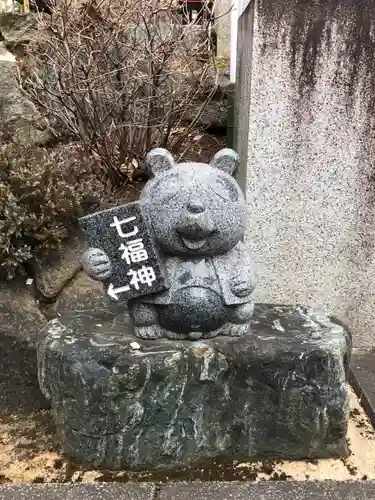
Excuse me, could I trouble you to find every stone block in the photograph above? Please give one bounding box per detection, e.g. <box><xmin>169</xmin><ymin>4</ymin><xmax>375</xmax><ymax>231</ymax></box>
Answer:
<box><xmin>235</xmin><ymin>0</ymin><xmax>375</xmax><ymax>347</ymax></box>
<box><xmin>37</xmin><ymin>304</ymin><xmax>351</xmax><ymax>470</ymax></box>
<box><xmin>0</xmin><ymin>279</ymin><xmax>47</xmax><ymax>417</ymax></box>
<box><xmin>51</xmin><ymin>272</ymin><xmax>127</xmax><ymax>319</ymax></box>
<box><xmin>79</xmin><ymin>201</ymin><xmax>167</xmax><ymax>301</ymax></box>
<box><xmin>0</xmin><ymin>60</ymin><xmax>51</xmax><ymax>146</ymax></box>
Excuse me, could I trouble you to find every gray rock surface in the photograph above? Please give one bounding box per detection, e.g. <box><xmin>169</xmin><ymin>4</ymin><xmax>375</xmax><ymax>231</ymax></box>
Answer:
<box><xmin>183</xmin><ymin>101</ymin><xmax>228</xmax><ymax>130</ymax></box>
<box><xmin>0</xmin><ymin>279</ymin><xmax>47</xmax><ymax>416</ymax></box>
<box><xmin>0</xmin><ymin>14</ymin><xmax>51</xmax><ymax>145</ymax></box>
<box><xmin>49</xmin><ymin>272</ymin><xmax>127</xmax><ymax>319</ymax></box>
<box><xmin>0</xmin><ymin>60</ymin><xmax>50</xmax><ymax>145</ymax></box>
<box><xmin>0</xmin><ymin>278</ymin><xmax>45</xmax><ymax>344</ymax></box>
<box><xmin>350</xmin><ymin>349</ymin><xmax>375</xmax><ymax>429</ymax></box>
<box><xmin>37</xmin><ymin>304</ymin><xmax>351</xmax><ymax>470</ymax></box>
<box><xmin>32</xmin><ymin>230</ymin><xmax>87</xmax><ymax>300</ymax></box>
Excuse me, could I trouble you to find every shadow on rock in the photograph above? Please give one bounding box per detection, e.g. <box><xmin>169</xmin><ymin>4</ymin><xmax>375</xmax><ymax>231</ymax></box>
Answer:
<box><xmin>0</xmin><ymin>332</ymin><xmax>49</xmax><ymax>418</ymax></box>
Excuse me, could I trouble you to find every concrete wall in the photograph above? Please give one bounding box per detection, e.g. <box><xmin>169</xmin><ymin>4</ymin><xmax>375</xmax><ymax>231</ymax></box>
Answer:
<box><xmin>234</xmin><ymin>0</ymin><xmax>254</xmax><ymax>195</ymax></box>
<box><xmin>214</xmin><ymin>0</ymin><xmax>231</xmax><ymax>58</ymax></box>
<box><xmin>236</xmin><ymin>0</ymin><xmax>375</xmax><ymax>347</ymax></box>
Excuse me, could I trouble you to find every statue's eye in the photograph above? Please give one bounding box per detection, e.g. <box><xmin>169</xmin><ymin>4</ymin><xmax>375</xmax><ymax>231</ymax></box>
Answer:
<box><xmin>210</xmin><ymin>177</ymin><xmax>238</xmax><ymax>201</ymax></box>
<box><xmin>152</xmin><ymin>172</ymin><xmax>181</xmax><ymax>203</ymax></box>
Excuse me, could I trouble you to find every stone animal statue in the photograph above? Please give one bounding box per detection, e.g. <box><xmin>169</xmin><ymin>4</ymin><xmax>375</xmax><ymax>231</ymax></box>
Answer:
<box><xmin>82</xmin><ymin>148</ymin><xmax>256</xmax><ymax>340</ymax></box>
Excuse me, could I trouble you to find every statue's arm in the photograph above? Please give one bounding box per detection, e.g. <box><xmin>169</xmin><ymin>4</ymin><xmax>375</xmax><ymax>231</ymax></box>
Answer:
<box><xmin>229</xmin><ymin>243</ymin><xmax>256</xmax><ymax>298</ymax></box>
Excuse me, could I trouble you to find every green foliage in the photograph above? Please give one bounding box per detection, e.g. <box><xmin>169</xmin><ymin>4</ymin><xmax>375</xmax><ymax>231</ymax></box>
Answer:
<box><xmin>0</xmin><ymin>140</ymin><xmax>102</xmax><ymax>279</ymax></box>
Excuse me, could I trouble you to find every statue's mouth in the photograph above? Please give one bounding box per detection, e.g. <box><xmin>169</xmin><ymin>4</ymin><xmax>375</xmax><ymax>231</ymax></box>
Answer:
<box><xmin>180</xmin><ymin>236</ymin><xmax>207</xmax><ymax>250</ymax></box>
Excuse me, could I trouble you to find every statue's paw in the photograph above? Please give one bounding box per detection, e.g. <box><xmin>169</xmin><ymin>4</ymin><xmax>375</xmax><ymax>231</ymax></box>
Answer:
<box><xmin>230</xmin><ymin>277</ymin><xmax>254</xmax><ymax>297</ymax></box>
<box><xmin>162</xmin><ymin>329</ymin><xmax>186</xmax><ymax>340</ymax></box>
<box><xmin>225</xmin><ymin>322</ymin><xmax>249</xmax><ymax>337</ymax></box>
<box><xmin>82</xmin><ymin>248</ymin><xmax>112</xmax><ymax>281</ymax></box>
<box><xmin>187</xmin><ymin>331</ymin><xmax>203</xmax><ymax>340</ymax></box>
<box><xmin>134</xmin><ymin>325</ymin><xmax>163</xmax><ymax>340</ymax></box>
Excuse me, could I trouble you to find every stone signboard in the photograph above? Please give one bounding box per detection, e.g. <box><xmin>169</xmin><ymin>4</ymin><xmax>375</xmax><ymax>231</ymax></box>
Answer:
<box><xmin>79</xmin><ymin>202</ymin><xmax>167</xmax><ymax>302</ymax></box>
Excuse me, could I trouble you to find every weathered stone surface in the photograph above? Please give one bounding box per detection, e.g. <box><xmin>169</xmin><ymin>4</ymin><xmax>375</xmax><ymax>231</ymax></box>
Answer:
<box><xmin>350</xmin><ymin>349</ymin><xmax>375</xmax><ymax>429</ymax></box>
<box><xmin>4</xmin><ymin>481</ymin><xmax>375</xmax><ymax>500</ymax></box>
<box><xmin>0</xmin><ymin>15</ymin><xmax>49</xmax><ymax>144</ymax></box>
<box><xmin>0</xmin><ymin>60</ymin><xmax>50</xmax><ymax>146</ymax></box>
<box><xmin>0</xmin><ymin>279</ymin><xmax>47</xmax><ymax>416</ymax></box>
<box><xmin>0</xmin><ymin>13</ymin><xmax>38</xmax><ymax>56</ymax></box>
<box><xmin>50</xmin><ymin>272</ymin><xmax>127</xmax><ymax>318</ymax></box>
<box><xmin>37</xmin><ymin>304</ymin><xmax>351</xmax><ymax>470</ymax></box>
<box><xmin>32</xmin><ymin>230</ymin><xmax>87</xmax><ymax>300</ymax></box>
<box><xmin>183</xmin><ymin>101</ymin><xmax>228</xmax><ymax>130</ymax></box>
<box><xmin>0</xmin><ymin>41</ymin><xmax>16</xmax><ymax>62</ymax></box>
<box><xmin>0</xmin><ymin>279</ymin><xmax>45</xmax><ymax>343</ymax></box>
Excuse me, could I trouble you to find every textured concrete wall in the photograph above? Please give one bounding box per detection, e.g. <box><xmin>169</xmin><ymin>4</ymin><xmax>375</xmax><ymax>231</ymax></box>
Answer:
<box><xmin>234</xmin><ymin>0</ymin><xmax>253</xmax><ymax>185</ymax></box>
<box><xmin>214</xmin><ymin>0</ymin><xmax>231</xmax><ymax>58</ymax></box>
<box><xmin>238</xmin><ymin>0</ymin><xmax>375</xmax><ymax>347</ymax></box>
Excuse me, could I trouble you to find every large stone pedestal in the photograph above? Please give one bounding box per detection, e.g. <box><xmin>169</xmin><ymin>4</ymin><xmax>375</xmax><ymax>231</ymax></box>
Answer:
<box><xmin>37</xmin><ymin>305</ymin><xmax>351</xmax><ymax>470</ymax></box>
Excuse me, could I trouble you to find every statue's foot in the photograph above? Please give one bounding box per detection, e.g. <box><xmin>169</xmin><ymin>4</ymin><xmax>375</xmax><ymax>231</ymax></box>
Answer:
<box><xmin>202</xmin><ymin>326</ymin><xmax>225</xmax><ymax>339</ymax></box>
<box><xmin>157</xmin><ymin>327</ymin><xmax>208</xmax><ymax>340</ymax></box>
<box><xmin>161</xmin><ymin>328</ymin><xmax>196</xmax><ymax>340</ymax></box>
<box><xmin>200</xmin><ymin>322</ymin><xmax>249</xmax><ymax>338</ymax></box>
<box><xmin>224</xmin><ymin>322</ymin><xmax>249</xmax><ymax>337</ymax></box>
<box><xmin>134</xmin><ymin>325</ymin><xmax>163</xmax><ymax>340</ymax></box>
<box><xmin>134</xmin><ymin>325</ymin><xmax>193</xmax><ymax>340</ymax></box>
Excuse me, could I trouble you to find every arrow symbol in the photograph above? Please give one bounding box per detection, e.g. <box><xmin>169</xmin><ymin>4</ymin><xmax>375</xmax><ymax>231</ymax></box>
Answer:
<box><xmin>107</xmin><ymin>283</ymin><xmax>130</xmax><ymax>301</ymax></box>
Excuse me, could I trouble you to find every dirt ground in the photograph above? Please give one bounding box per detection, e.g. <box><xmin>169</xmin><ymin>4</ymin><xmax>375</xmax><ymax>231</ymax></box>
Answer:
<box><xmin>0</xmin><ymin>388</ymin><xmax>374</xmax><ymax>484</ymax></box>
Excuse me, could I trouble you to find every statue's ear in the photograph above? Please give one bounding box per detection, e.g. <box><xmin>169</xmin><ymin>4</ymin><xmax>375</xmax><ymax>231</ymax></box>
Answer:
<box><xmin>210</xmin><ymin>148</ymin><xmax>239</xmax><ymax>176</ymax></box>
<box><xmin>146</xmin><ymin>148</ymin><xmax>175</xmax><ymax>178</ymax></box>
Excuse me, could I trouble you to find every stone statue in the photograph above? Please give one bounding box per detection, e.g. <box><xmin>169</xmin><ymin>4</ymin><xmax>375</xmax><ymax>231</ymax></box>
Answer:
<box><xmin>82</xmin><ymin>148</ymin><xmax>256</xmax><ymax>340</ymax></box>
<box><xmin>39</xmin><ymin>148</ymin><xmax>351</xmax><ymax>470</ymax></box>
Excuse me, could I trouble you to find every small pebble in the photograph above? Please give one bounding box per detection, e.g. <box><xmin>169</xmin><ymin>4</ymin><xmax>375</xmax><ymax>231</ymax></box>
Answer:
<box><xmin>112</xmin><ymin>366</ymin><xmax>119</xmax><ymax>374</ymax></box>
<box><xmin>272</xmin><ymin>319</ymin><xmax>285</xmax><ymax>332</ymax></box>
<box><xmin>26</xmin><ymin>278</ymin><xmax>33</xmax><ymax>285</ymax></box>
<box><xmin>130</xmin><ymin>342</ymin><xmax>141</xmax><ymax>350</ymax></box>
<box><xmin>307</xmin><ymin>462</ymin><xmax>318</xmax><ymax>471</ymax></box>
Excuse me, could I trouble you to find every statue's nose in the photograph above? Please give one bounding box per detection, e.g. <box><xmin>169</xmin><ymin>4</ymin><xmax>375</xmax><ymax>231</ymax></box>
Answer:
<box><xmin>187</xmin><ymin>200</ymin><xmax>205</xmax><ymax>214</ymax></box>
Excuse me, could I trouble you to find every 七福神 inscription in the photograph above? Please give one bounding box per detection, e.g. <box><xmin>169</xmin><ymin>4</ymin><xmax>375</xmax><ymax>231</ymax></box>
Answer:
<box><xmin>79</xmin><ymin>202</ymin><xmax>167</xmax><ymax>301</ymax></box>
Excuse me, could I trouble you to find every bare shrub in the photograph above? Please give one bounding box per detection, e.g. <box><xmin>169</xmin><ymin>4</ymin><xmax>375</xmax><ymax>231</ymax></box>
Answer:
<box><xmin>18</xmin><ymin>0</ymin><xmax>218</xmax><ymax>184</ymax></box>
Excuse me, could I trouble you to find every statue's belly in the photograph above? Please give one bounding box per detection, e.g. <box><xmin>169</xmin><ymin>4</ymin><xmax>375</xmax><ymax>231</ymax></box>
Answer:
<box><xmin>158</xmin><ymin>286</ymin><xmax>228</xmax><ymax>334</ymax></box>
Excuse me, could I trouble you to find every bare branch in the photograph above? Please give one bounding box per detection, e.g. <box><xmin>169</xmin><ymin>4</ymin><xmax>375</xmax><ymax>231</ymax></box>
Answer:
<box><xmin>18</xmin><ymin>0</ymin><xmax>219</xmax><ymax>181</ymax></box>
